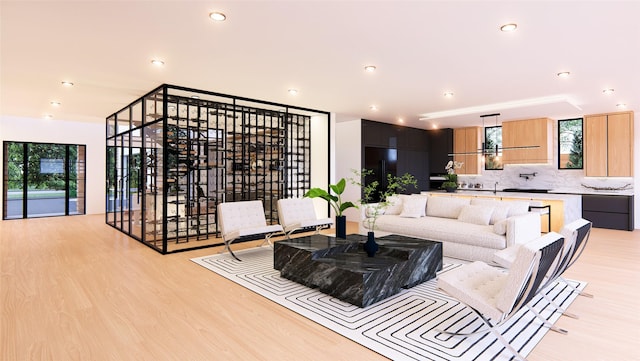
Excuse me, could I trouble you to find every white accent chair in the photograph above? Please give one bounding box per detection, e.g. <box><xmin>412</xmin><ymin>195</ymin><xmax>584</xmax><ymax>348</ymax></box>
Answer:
<box><xmin>217</xmin><ymin>200</ymin><xmax>283</xmax><ymax>261</ymax></box>
<box><xmin>493</xmin><ymin>218</ymin><xmax>593</xmax><ymax>319</ymax></box>
<box><xmin>277</xmin><ymin>198</ymin><xmax>332</xmax><ymax>239</ymax></box>
<box><xmin>437</xmin><ymin>232</ymin><xmax>565</xmax><ymax>361</ymax></box>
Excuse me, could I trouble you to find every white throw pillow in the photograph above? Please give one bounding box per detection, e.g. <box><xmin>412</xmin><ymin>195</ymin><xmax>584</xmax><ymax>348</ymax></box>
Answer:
<box><xmin>457</xmin><ymin>205</ymin><xmax>494</xmax><ymax>225</ymax></box>
<box><xmin>471</xmin><ymin>198</ymin><xmax>510</xmax><ymax>224</ymax></box>
<box><xmin>399</xmin><ymin>196</ymin><xmax>427</xmax><ymax>218</ymax></box>
<box><xmin>506</xmin><ymin>201</ymin><xmax>530</xmax><ymax>217</ymax></box>
<box><xmin>426</xmin><ymin>196</ymin><xmax>470</xmax><ymax>219</ymax></box>
<box><xmin>384</xmin><ymin>195</ymin><xmax>403</xmax><ymax>215</ymax></box>
<box><xmin>410</xmin><ymin>194</ymin><xmax>429</xmax><ymax>216</ymax></box>
<box><xmin>493</xmin><ymin>219</ymin><xmax>508</xmax><ymax>235</ymax></box>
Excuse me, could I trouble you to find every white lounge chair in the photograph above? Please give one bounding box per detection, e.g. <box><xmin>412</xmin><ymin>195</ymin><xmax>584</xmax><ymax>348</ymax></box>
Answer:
<box><xmin>277</xmin><ymin>198</ymin><xmax>332</xmax><ymax>239</ymax></box>
<box><xmin>437</xmin><ymin>232</ymin><xmax>565</xmax><ymax>361</ymax></box>
<box><xmin>217</xmin><ymin>200</ymin><xmax>283</xmax><ymax>261</ymax></box>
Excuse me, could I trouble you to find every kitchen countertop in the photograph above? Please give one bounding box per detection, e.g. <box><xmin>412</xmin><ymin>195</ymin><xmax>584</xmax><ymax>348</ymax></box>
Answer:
<box><xmin>429</xmin><ymin>189</ymin><xmax>582</xmax><ymax>200</ymax></box>
<box><xmin>430</xmin><ymin>188</ymin><xmax>634</xmax><ymax>197</ymax></box>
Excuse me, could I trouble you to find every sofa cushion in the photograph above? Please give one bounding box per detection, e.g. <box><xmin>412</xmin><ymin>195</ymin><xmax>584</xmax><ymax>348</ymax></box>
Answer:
<box><xmin>400</xmin><ymin>195</ymin><xmax>428</xmax><ymax>218</ymax></box>
<box><xmin>375</xmin><ymin>214</ymin><xmax>506</xmax><ymax>249</ymax></box>
<box><xmin>426</xmin><ymin>196</ymin><xmax>470</xmax><ymax>219</ymax></box>
<box><xmin>506</xmin><ymin>200</ymin><xmax>530</xmax><ymax>217</ymax></box>
<box><xmin>384</xmin><ymin>195</ymin><xmax>403</xmax><ymax>215</ymax></box>
<box><xmin>470</xmin><ymin>198</ymin><xmax>510</xmax><ymax>224</ymax></box>
<box><xmin>410</xmin><ymin>194</ymin><xmax>428</xmax><ymax>216</ymax></box>
<box><xmin>458</xmin><ymin>204</ymin><xmax>494</xmax><ymax>225</ymax></box>
<box><xmin>493</xmin><ymin>219</ymin><xmax>508</xmax><ymax>235</ymax></box>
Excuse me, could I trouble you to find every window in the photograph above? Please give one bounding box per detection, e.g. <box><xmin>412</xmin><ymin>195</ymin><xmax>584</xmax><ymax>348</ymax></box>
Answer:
<box><xmin>558</xmin><ymin>118</ymin><xmax>583</xmax><ymax>169</ymax></box>
<box><xmin>2</xmin><ymin>142</ymin><xmax>86</xmax><ymax>219</ymax></box>
<box><xmin>484</xmin><ymin>126</ymin><xmax>503</xmax><ymax>170</ymax></box>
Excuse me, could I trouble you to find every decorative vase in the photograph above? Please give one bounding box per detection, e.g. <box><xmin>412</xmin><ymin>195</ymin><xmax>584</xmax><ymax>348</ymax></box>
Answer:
<box><xmin>363</xmin><ymin>231</ymin><xmax>379</xmax><ymax>257</ymax></box>
<box><xmin>335</xmin><ymin>215</ymin><xmax>347</xmax><ymax>239</ymax></box>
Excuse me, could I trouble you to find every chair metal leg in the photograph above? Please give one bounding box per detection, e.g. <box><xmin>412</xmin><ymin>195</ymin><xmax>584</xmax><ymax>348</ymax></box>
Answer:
<box><xmin>540</xmin><ymin>292</ymin><xmax>579</xmax><ymax>319</ymax></box>
<box><xmin>436</xmin><ymin>310</ymin><xmax>528</xmax><ymax>361</ymax></box>
<box><xmin>526</xmin><ymin>305</ymin><xmax>569</xmax><ymax>335</ymax></box>
<box><xmin>560</xmin><ymin>276</ymin><xmax>593</xmax><ymax>298</ymax></box>
<box><xmin>220</xmin><ymin>237</ymin><xmax>242</xmax><ymax>261</ymax></box>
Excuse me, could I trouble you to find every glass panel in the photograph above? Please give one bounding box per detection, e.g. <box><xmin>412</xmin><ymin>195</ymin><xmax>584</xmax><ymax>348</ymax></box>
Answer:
<box><xmin>145</xmin><ymin>88</ymin><xmax>164</xmax><ymax>124</ymax></box>
<box><xmin>107</xmin><ymin>115</ymin><xmax>116</xmax><ymax>138</ymax></box>
<box><xmin>120</xmin><ymin>134</ymin><xmax>131</xmax><ymax>234</ymax></box>
<box><xmin>129</xmin><ymin>145</ymin><xmax>142</xmax><ymax>239</ymax></box>
<box><xmin>484</xmin><ymin>126</ymin><xmax>503</xmax><ymax>170</ymax></box>
<box><xmin>143</xmin><ymin>121</ymin><xmax>163</xmax><ymax>249</ymax></box>
<box><xmin>4</xmin><ymin>142</ymin><xmax>25</xmax><ymax>219</ymax></box>
<box><xmin>106</xmin><ymin>138</ymin><xmax>116</xmax><ymax>225</ymax></box>
<box><xmin>131</xmin><ymin>100</ymin><xmax>143</xmax><ymax>129</ymax></box>
<box><xmin>559</xmin><ymin>118</ymin><xmax>583</xmax><ymax>169</ymax></box>
<box><xmin>26</xmin><ymin>143</ymin><xmax>67</xmax><ymax>217</ymax></box>
<box><xmin>72</xmin><ymin>145</ymin><xmax>86</xmax><ymax>215</ymax></box>
<box><xmin>116</xmin><ymin>108</ymin><xmax>131</xmax><ymax>135</ymax></box>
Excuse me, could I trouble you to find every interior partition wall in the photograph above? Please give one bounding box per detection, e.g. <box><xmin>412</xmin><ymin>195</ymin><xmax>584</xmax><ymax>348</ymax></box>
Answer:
<box><xmin>106</xmin><ymin>84</ymin><xmax>330</xmax><ymax>254</ymax></box>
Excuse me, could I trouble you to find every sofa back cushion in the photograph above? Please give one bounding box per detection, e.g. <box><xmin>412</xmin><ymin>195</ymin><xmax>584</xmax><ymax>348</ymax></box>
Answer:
<box><xmin>470</xmin><ymin>198</ymin><xmax>511</xmax><ymax>224</ymax></box>
<box><xmin>457</xmin><ymin>204</ymin><xmax>494</xmax><ymax>225</ymax></box>
<box><xmin>426</xmin><ymin>196</ymin><xmax>470</xmax><ymax>219</ymax></box>
<box><xmin>505</xmin><ymin>200</ymin><xmax>531</xmax><ymax>217</ymax></box>
<box><xmin>399</xmin><ymin>195</ymin><xmax>428</xmax><ymax>218</ymax></box>
<box><xmin>384</xmin><ymin>195</ymin><xmax>404</xmax><ymax>215</ymax></box>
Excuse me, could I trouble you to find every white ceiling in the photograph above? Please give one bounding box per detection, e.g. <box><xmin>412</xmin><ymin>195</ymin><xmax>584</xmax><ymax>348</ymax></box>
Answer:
<box><xmin>1</xmin><ymin>1</ymin><xmax>639</xmax><ymax>130</ymax></box>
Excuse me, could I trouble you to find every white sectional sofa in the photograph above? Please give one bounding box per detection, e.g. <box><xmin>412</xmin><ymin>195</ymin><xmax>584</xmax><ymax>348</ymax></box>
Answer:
<box><xmin>360</xmin><ymin>194</ymin><xmax>541</xmax><ymax>263</ymax></box>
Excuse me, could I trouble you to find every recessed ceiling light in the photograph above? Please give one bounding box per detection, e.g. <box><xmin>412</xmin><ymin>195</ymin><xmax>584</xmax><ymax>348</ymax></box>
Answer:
<box><xmin>432</xmin><ymin>124</ymin><xmax>438</xmax><ymax>129</ymax></box>
<box><xmin>44</xmin><ymin>114</ymin><xmax>53</xmax><ymax>119</ymax></box>
<box><xmin>369</xmin><ymin>105</ymin><xmax>378</xmax><ymax>111</ymax></box>
<box><xmin>288</xmin><ymin>89</ymin><xmax>298</xmax><ymax>95</ymax></box>
<box><xmin>191</xmin><ymin>95</ymin><xmax>200</xmax><ymax>99</ymax></box>
<box><xmin>616</xmin><ymin>103</ymin><xmax>627</xmax><ymax>109</ymax></box>
<box><xmin>209</xmin><ymin>12</ymin><xmax>226</xmax><ymax>21</ymax></box>
<box><xmin>398</xmin><ymin>118</ymin><xmax>404</xmax><ymax>123</ymax></box>
<box><xmin>151</xmin><ymin>59</ymin><xmax>165</xmax><ymax>66</ymax></box>
<box><xmin>61</xmin><ymin>81</ymin><xmax>74</xmax><ymax>87</ymax></box>
<box><xmin>444</xmin><ymin>92</ymin><xmax>454</xmax><ymax>98</ymax></box>
<box><xmin>557</xmin><ymin>71</ymin><xmax>571</xmax><ymax>78</ymax></box>
<box><xmin>364</xmin><ymin>65</ymin><xmax>377</xmax><ymax>72</ymax></box>
<box><xmin>50</xmin><ymin>101</ymin><xmax>61</xmax><ymax>107</ymax></box>
<box><xmin>500</xmin><ymin>23</ymin><xmax>518</xmax><ymax>32</ymax></box>
<box><xmin>603</xmin><ymin>88</ymin><xmax>615</xmax><ymax>94</ymax></box>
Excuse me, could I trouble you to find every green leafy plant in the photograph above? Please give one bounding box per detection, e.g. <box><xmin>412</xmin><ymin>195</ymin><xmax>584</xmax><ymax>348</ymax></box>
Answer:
<box><xmin>350</xmin><ymin>169</ymin><xmax>417</xmax><ymax>231</ymax></box>
<box><xmin>304</xmin><ymin>178</ymin><xmax>357</xmax><ymax>216</ymax></box>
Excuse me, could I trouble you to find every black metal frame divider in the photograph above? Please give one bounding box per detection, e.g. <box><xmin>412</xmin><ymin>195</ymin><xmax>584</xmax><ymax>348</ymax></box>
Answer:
<box><xmin>106</xmin><ymin>84</ymin><xmax>330</xmax><ymax>254</ymax></box>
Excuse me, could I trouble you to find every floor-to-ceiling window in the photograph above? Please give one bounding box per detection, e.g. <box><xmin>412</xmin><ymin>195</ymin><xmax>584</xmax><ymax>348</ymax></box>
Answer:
<box><xmin>2</xmin><ymin>141</ymin><xmax>86</xmax><ymax>219</ymax></box>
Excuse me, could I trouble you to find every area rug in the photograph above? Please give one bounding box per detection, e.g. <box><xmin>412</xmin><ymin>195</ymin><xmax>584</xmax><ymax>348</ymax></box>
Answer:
<box><xmin>191</xmin><ymin>247</ymin><xmax>585</xmax><ymax>361</ymax></box>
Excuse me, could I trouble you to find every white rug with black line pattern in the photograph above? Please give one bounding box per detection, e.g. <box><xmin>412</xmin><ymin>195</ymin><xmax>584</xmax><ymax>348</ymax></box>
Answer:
<box><xmin>191</xmin><ymin>246</ymin><xmax>586</xmax><ymax>361</ymax></box>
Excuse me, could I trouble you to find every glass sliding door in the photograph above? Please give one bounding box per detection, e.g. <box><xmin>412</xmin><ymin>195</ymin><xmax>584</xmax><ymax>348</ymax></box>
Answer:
<box><xmin>2</xmin><ymin>141</ymin><xmax>86</xmax><ymax>219</ymax></box>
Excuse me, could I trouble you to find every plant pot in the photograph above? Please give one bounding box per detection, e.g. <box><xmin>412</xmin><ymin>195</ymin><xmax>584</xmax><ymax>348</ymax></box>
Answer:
<box><xmin>363</xmin><ymin>231</ymin><xmax>379</xmax><ymax>257</ymax></box>
<box><xmin>335</xmin><ymin>215</ymin><xmax>347</xmax><ymax>239</ymax></box>
<box><xmin>445</xmin><ymin>187</ymin><xmax>457</xmax><ymax>193</ymax></box>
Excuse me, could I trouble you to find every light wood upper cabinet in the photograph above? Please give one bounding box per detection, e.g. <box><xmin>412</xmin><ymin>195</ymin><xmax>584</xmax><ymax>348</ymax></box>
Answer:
<box><xmin>453</xmin><ymin>127</ymin><xmax>481</xmax><ymax>174</ymax></box>
<box><xmin>584</xmin><ymin>111</ymin><xmax>634</xmax><ymax>177</ymax></box>
<box><xmin>502</xmin><ymin>117</ymin><xmax>553</xmax><ymax>164</ymax></box>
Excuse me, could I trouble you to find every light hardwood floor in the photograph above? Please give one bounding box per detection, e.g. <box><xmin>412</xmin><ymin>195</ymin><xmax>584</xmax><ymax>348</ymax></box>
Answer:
<box><xmin>2</xmin><ymin>214</ymin><xmax>639</xmax><ymax>360</ymax></box>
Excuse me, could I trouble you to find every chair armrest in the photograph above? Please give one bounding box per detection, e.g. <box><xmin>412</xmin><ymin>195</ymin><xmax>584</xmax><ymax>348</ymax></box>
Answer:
<box><xmin>505</xmin><ymin>213</ymin><xmax>541</xmax><ymax>247</ymax></box>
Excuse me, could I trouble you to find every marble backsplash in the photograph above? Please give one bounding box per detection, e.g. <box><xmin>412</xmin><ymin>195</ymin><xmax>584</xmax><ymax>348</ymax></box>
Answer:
<box><xmin>457</xmin><ymin>164</ymin><xmax>634</xmax><ymax>194</ymax></box>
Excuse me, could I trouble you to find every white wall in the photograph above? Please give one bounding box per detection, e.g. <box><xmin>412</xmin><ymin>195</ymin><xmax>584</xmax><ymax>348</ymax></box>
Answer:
<box><xmin>0</xmin><ymin>116</ymin><xmax>106</xmax><ymax>215</ymax></box>
<box><xmin>334</xmin><ymin>117</ymin><xmax>362</xmax><ymax>222</ymax></box>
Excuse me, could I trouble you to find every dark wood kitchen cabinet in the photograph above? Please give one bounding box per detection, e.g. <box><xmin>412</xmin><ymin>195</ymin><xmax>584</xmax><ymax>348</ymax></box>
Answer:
<box><xmin>582</xmin><ymin>194</ymin><xmax>634</xmax><ymax>231</ymax></box>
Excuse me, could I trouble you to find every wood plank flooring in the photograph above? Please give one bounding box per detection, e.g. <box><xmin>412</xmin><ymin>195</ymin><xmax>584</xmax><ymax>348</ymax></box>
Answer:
<box><xmin>1</xmin><ymin>214</ymin><xmax>639</xmax><ymax>360</ymax></box>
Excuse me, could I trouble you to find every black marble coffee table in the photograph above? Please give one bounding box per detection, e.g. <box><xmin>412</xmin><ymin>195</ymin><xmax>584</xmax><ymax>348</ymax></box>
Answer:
<box><xmin>273</xmin><ymin>234</ymin><xmax>442</xmax><ymax>307</ymax></box>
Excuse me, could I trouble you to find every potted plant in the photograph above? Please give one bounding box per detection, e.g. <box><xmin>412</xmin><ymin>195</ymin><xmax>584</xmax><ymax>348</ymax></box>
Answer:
<box><xmin>442</xmin><ymin>161</ymin><xmax>463</xmax><ymax>192</ymax></box>
<box><xmin>304</xmin><ymin>178</ymin><xmax>357</xmax><ymax>238</ymax></box>
<box><xmin>350</xmin><ymin>169</ymin><xmax>417</xmax><ymax>256</ymax></box>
